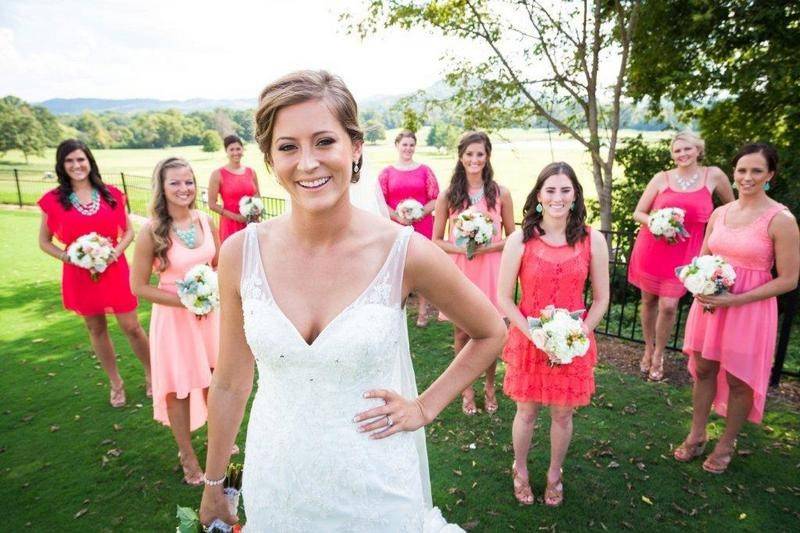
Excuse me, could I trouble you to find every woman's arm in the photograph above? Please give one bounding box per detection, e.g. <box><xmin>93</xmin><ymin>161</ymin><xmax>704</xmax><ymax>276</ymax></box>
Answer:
<box><xmin>584</xmin><ymin>230</ymin><xmax>610</xmax><ymax>332</ymax></box>
<box><xmin>709</xmin><ymin>166</ymin><xmax>735</xmax><ymax>204</ymax></box>
<box><xmin>208</xmin><ymin>170</ymin><xmax>246</xmax><ymax>223</ymax></box>
<box><xmin>423</xmin><ymin>166</ymin><xmax>439</xmax><ymax>217</ymax></box>
<box><xmin>129</xmin><ymin>225</ymin><xmax>182</xmax><ymax>307</ymax></box>
<box><xmin>251</xmin><ymin>169</ymin><xmax>261</xmax><ymax>197</ymax></box>
<box><xmin>432</xmin><ymin>192</ymin><xmax>464</xmax><ymax>254</ymax></box>
<box><xmin>38</xmin><ymin>214</ymin><xmax>68</xmax><ymax>262</ymax></box>
<box><xmin>697</xmin><ymin>208</ymin><xmax>720</xmax><ymax>256</ymax></box>
<box><xmin>632</xmin><ymin>172</ymin><xmax>666</xmax><ymax>226</ymax></box>
<box><xmin>208</xmin><ymin>214</ymin><xmax>221</xmax><ymax>268</ymax></box>
<box><xmin>200</xmin><ymin>234</ymin><xmax>254</xmax><ymax>526</ymax></box>
<box><xmin>473</xmin><ymin>186</ymin><xmax>516</xmax><ymax>255</ymax></box>
<box><xmin>112</xmin><ymin>213</ymin><xmax>136</xmax><ymax>261</ymax></box>
<box><xmin>496</xmin><ymin>231</ymin><xmax>530</xmax><ymax>340</ymax></box>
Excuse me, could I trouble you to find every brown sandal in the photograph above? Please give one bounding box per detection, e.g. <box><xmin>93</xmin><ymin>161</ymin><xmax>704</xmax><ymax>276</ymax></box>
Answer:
<box><xmin>647</xmin><ymin>354</ymin><xmax>664</xmax><ymax>381</ymax></box>
<box><xmin>178</xmin><ymin>452</ymin><xmax>204</xmax><ymax>486</ymax></box>
<box><xmin>702</xmin><ymin>443</ymin><xmax>735</xmax><ymax>474</ymax></box>
<box><xmin>673</xmin><ymin>438</ymin><xmax>707</xmax><ymax>462</ymax></box>
<box><xmin>544</xmin><ymin>474</ymin><xmax>563</xmax><ymax>507</ymax></box>
<box><xmin>109</xmin><ymin>380</ymin><xmax>126</xmax><ymax>408</ymax></box>
<box><xmin>512</xmin><ymin>463</ymin><xmax>534</xmax><ymax>505</ymax></box>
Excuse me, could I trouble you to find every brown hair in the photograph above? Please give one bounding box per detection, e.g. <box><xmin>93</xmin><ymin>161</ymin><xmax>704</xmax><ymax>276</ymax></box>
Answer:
<box><xmin>148</xmin><ymin>157</ymin><xmax>197</xmax><ymax>272</ymax></box>
<box><xmin>446</xmin><ymin>131</ymin><xmax>498</xmax><ymax>212</ymax></box>
<box><xmin>394</xmin><ymin>129</ymin><xmax>416</xmax><ymax>144</ymax></box>
<box><xmin>732</xmin><ymin>142</ymin><xmax>779</xmax><ymax>174</ymax></box>
<box><xmin>254</xmin><ymin>70</ymin><xmax>363</xmax><ymax>183</ymax></box>
<box><xmin>223</xmin><ymin>134</ymin><xmax>243</xmax><ymax>149</ymax></box>
<box><xmin>521</xmin><ymin>162</ymin><xmax>588</xmax><ymax>245</ymax></box>
<box><xmin>54</xmin><ymin>139</ymin><xmax>116</xmax><ymax>210</ymax></box>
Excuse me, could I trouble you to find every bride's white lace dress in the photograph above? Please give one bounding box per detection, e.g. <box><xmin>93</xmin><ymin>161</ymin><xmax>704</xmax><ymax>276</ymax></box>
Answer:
<box><xmin>239</xmin><ymin>224</ymin><xmax>462</xmax><ymax>532</ymax></box>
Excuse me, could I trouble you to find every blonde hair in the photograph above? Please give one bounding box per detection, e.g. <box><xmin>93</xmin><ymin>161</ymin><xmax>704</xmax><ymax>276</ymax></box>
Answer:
<box><xmin>671</xmin><ymin>130</ymin><xmax>705</xmax><ymax>161</ymax></box>
<box><xmin>149</xmin><ymin>157</ymin><xmax>196</xmax><ymax>272</ymax></box>
<box><xmin>254</xmin><ymin>70</ymin><xmax>364</xmax><ymax>183</ymax></box>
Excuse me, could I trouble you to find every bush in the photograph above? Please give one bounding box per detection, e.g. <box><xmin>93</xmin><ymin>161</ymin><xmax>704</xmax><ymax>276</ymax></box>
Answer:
<box><xmin>201</xmin><ymin>129</ymin><xmax>222</xmax><ymax>152</ymax></box>
<box><xmin>426</xmin><ymin>122</ymin><xmax>459</xmax><ymax>152</ymax></box>
<box><xmin>364</xmin><ymin>120</ymin><xmax>386</xmax><ymax>144</ymax></box>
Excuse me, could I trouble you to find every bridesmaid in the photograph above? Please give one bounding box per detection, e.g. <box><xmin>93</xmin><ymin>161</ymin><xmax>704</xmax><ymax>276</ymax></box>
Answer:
<box><xmin>628</xmin><ymin>131</ymin><xmax>734</xmax><ymax>380</ymax></box>
<box><xmin>498</xmin><ymin>162</ymin><xmax>609</xmax><ymax>506</ymax></box>
<box><xmin>37</xmin><ymin>139</ymin><xmax>151</xmax><ymax>407</ymax></box>
<box><xmin>433</xmin><ymin>131</ymin><xmax>515</xmax><ymax>415</ymax></box>
<box><xmin>379</xmin><ymin>129</ymin><xmax>440</xmax><ymax>327</ymax></box>
<box><xmin>674</xmin><ymin>143</ymin><xmax>798</xmax><ymax>474</ymax></box>
<box><xmin>208</xmin><ymin>135</ymin><xmax>261</xmax><ymax>242</ymax></box>
<box><xmin>131</xmin><ymin>157</ymin><xmax>221</xmax><ymax>485</ymax></box>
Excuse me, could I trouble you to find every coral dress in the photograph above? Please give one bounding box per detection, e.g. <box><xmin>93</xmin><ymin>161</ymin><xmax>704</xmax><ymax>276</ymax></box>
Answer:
<box><xmin>218</xmin><ymin>166</ymin><xmax>257</xmax><ymax>243</ymax></box>
<box><xmin>683</xmin><ymin>202</ymin><xmax>788</xmax><ymax>424</ymax></box>
<box><xmin>149</xmin><ymin>212</ymin><xmax>219</xmax><ymax>431</ymax></box>
<box><xmin>502</xmin><ymin>230</ymin><xmax>597</xmax><ymax>406</ymax></box>
<box><xmin>628</xmin><ymin>169</ymin><xmax>714</xmax><ymax>297</ymax></box>
<box><xmin>446</xmin><ymin>186</ymin><xmax>504</xmax><ymax>311</ymax></box>
<box><xmin>37</xmin><ymin>186</ymin><xmax>137</xmax><ymax>316</ymax></box>
<box><xmin>379</xmin><ymin>164</ymin><xmax>440</xmax><ymax>239</ymax></box>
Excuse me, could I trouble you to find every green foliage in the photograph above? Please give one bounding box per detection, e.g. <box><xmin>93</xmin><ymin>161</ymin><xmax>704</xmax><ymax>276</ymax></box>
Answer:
<box><xmin>0</xmin><ymin>96</ymin><xmax>59</xmax><ymax>161</ymax></box>
<box><xmin>363</xmin><ymin>120</ymin><xmax>386</xmax><ymax>144</ymax></box>
<box><xmin>400</xmin><ymin>107</ymin><xmax>424</xmax><ymax>134</ymax></box>
<box><xmin>201</xmin><ymin>129</ymin><xmax>222</xmax><ymax>152</ymax></box>
<box><xmin>426</xmin><ymin>121</ymin><xmax>459</xmax><ymax>151</ymax></box>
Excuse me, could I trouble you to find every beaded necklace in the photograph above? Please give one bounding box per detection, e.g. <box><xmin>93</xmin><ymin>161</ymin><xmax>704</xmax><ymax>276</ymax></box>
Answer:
<box><xmin>68</xmin><ymin>189</ymin><xmax>100</xmax><ymax>216</ymax></box>
<box><xmin>675</xmin><ymin>171</ymin><xmax>699</xmax><ymax>191</ymax></box>
<box><xmin>173</xmin><ymin>221</ymin><xmax>198</xmax><ymax>249</ymax></box>
<box><xmin>468</xmin><ymin>187</ymin><xmax>485</xmax><ymax>205</ymax></box>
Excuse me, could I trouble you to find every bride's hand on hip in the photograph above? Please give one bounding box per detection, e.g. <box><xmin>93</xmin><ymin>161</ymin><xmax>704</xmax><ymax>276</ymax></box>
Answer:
<box><xmin>354</xmin><ymin>389</ymin><xmax>429</xmax><ymax>439</ymax></box>
<box><xmin>200</xmin><ymin>486</ymin><xmax>238</xmax><ymax>529</ymax></box>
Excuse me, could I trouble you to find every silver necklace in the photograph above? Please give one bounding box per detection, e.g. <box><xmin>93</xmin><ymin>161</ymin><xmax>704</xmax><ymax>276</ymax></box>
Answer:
<box><xmin>68</xmin><ymin>189</ymin><xmax>100</xmax><ymax>216</ymax></box>
<box><xmin>468</xmin><ymin>187</ymin><xmax>485</xmax><ymax>205</ymax></box>
<box><xmin>675</xmin><ymin>171</ymin><xmax>699</xmax><ymax>191</ymax></box>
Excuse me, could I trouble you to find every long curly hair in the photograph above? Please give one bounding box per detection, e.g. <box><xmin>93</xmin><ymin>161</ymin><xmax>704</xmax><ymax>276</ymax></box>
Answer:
<box><xmin>148</xmin><ymin>157</ymin><xmax>196</xmax><ymax>272</ymax></box>
<box><xmin>446</xmin><ymin>131</ymin><xmax>498</xmax><ymax>213</ymax></box>
<box><xmin>521</xmin><ymin>162</ymin><xmax>588</xmax><ymax>245</ymax></box>
<box><xmin>54</xmin><ymin>139</ymin><xmax>116</xmax><ymax>210</ymax></box>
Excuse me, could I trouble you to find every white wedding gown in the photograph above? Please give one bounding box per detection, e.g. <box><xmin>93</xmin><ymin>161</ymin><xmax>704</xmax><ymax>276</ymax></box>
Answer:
<box><xmin>239</xmin><ymin>223</ymin><xmax>462</xmax><ymax>532</ymax></box>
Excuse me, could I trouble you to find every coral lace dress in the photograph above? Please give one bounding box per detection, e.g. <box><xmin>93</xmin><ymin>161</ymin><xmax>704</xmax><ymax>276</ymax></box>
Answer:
<box><xmin>218</xmin><ymin>166</ymin><xmax>257</xmax><ymax>243</ymax></box>
<box><xmin>682</xmin><ymin>202</ymin><xmax>788</xmax><ymax>424</ymax></box>
<box><xmin>502</xmin><ymin>230</ymin><xmax>597</xmax><ymax>406</ymax></box>
<box><xmin>37</xmin><ymin>186</ymin><xmax>137</xmax><ymax>316</ymax></box>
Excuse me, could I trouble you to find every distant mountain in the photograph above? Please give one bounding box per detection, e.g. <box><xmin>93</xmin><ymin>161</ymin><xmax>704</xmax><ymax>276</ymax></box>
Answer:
<box><xmin>38</xmin><ymin>97</ymin><xmax>257</xmax><ymax>115</ymax></box>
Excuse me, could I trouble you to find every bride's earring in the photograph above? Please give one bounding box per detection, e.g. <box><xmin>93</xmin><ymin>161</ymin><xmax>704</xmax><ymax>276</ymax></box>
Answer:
<box><xmin>352</xmin><ymin>161</ymin><xmax>360</xmax><ymax>174</ymax></box>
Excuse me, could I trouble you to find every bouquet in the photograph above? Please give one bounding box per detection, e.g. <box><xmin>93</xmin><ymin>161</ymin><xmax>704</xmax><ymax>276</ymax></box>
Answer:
<box><xmin>453</xmin><ymin>208</ymin><xmax>495</xmax><ymax>260</ymax></box>
<box><xmin>648</xmin><ymin>207</ymin><xmax>690</xmax><ymax>244</ymax></box>
<box><xmin>176</xmin><ymin>264</ymin><xmax>220</xmax><ymax>318</ymax></box>
<box><xmin>238</xmin><ymin>195</ymin><xmax>264</xmax><ymax>223</ymax></box>
<box><xmin>528</xmin><ymin>305</ymin><xmax>590</xmax><ymax>365</ymax></box>
<box><xmin>395</xmin><ymin>198</ymin><xmax>424</xmax><ymax>223</ymax></box>
<box><xmin>676</xmin><ymin>255</ymin><xmax>736</xmax><ymax>313</ymax></box>
<box><xmin>66</xmin><ymin>232</ymin><xmax>116</xmax><ymax>282</ymax></box>
<box><xmin>176</xmin><ymin>463</ymin><xmax>244</xmax><ymax>533</ymax></box>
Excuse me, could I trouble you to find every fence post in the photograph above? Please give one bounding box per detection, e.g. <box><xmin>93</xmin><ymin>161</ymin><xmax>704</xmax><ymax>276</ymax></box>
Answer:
<box><xmin>120</xmin><ymin>172</ymin><xmax>131</xmax><ymax>213</ymax></box>
<box><xmin>770</xmin><ymin>287</ymin><xmax>798</xmax><ymax>386</ymax></box>
<box><xmin>14</xmin><ymin>169</ymin><xmax>22</xmax><ymax>208</ymax></box>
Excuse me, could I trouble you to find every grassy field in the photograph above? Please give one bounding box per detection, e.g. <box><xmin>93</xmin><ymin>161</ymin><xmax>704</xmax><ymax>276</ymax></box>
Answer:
<box><xmin>1</xmin><ymin>208</ymin><xmax>799</xmax><ymax>531</ymax></box>
<box><xmin>0</xmin><ymin>128</ymin><xmax>667</xmax><ymax>220</ymax></box>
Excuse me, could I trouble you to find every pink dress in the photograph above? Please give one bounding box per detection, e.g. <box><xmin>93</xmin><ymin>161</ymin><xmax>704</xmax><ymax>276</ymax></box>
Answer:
<box><xmin>683</xmin><ymin>202</ymin><xmax>788</xmax><ymax>424</ymax></box>
<box><xmin>502</xmin><ymin>230</ymin><xmax>597</xmax><ymax>406</ymax></box>
<box><xmin>149</xmin><ymin>212</ymin><xmax>219</xmax><ymax>431</ymax></box>
<box><xmin>379</xmin><ymin>164</ymin><xmax>439</xmax><ymax>239</ymax></box>
<box><xmin>218</xmin><ymin>166</ymin><xmax>257</xmax><ymax>243</ymax></box>
<box><xmin>447</xmin><ymin>186</ymin><xmax>504</xmax><ymax>311</ymax></box>
<box><xmin>37</xmin><ymin>186</ymin><xmax>138</xmax><ymax>316</ymax></box>
<box><xmin>628</xmin><ymin>169</ymin><xmax>714</xmax><ymax>297</ymax></box>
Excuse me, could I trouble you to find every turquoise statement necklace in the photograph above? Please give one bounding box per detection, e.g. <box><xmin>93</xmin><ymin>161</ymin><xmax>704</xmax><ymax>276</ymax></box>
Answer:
<box><xmin>173</xmin><ymin>221</ymin><xmax>198</xmax><ymax>249</ymax></box>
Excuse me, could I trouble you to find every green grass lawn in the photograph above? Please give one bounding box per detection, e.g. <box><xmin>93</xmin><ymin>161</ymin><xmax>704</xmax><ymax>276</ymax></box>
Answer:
<box><xmin>1</xmin><ymin>208</ymin><xmax>798</xmax><ymax>532</ymax></box>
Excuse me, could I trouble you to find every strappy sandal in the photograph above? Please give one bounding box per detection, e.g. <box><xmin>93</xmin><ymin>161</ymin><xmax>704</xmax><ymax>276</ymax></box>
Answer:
<box><xmin>178</xmin><ymin>452</ymin><xmax>204</xmax><ymax>486</ymax></box>
<box><xmin>484</xmin><ymin>390</ymin><xmax>498</xmax><ymax>414</ymax></box>
<box><xmin>512</xmin><ymin>463</ymin><xmax>534</xmax><ymax>505</ymax></box>
<box><xmin>145</xmin><ymin>375</ymin><xmax>153</xmax><ymax>398</ymax></box>
<box><xmin>109</xmin><ymin>380</ymin><xmax>126</xmax><ymax>408</ymax></box>
<box><xmin>544</xmin><ymin>474</ymin><xmax>564</xmax><ymax>507</ymax></box>
<box><xmin>639</xmin><ymin>351</ymin><xmax>652</xmax><ymax>374</ymax></box>
<box><xmin>462</xmin><ymin>395</ymin><xmax>477</xmax><ymax>416</ymax></box>
<box><xmin>648</xmin><ymin>354</ymin><xmax>664</xmax><ymax>381</ymax></box>
<box><xmin>702</xmin><ymin>443</ymin><xmax>736</xmax><ymax>474</ymax></box>
<box><xmin>673</xmin><ymin>438</ymin><xmax>707</xmax><ymax>462</ymax></box>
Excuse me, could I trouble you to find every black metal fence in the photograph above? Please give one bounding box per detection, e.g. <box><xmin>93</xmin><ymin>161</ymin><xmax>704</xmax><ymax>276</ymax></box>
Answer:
<box><xmin>3</xmin><ymin>167</ymin><xmax>796</xmax><ymax>383</ymax></box>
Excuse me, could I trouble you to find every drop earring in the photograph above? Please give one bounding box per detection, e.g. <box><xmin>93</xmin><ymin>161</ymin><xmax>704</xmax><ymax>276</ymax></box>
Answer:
<box><xmin>352</xmin><ymin>161</ymin><xmax>360</xmax><ymax>173</ymax></box>
<box><xmin>570</xmin><ymin>202</ymin><xmax>575</xmax><ymax>211</ymax></box>
<box><xmin>535</xmin><ymin>203</ymin><xmax>543</xmax><ymax>214</ymax></box>
<box><xmin>763</xmin><ymin>181</ymin><xmax>771</xmax><ymax>191</ymax></box>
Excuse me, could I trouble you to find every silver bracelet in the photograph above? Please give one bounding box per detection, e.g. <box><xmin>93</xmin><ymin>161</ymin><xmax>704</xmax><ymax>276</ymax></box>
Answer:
<box><xmin>203</xmin><ymin>474</ymin><xmax>226</xmax><ymax>486</ymax></box>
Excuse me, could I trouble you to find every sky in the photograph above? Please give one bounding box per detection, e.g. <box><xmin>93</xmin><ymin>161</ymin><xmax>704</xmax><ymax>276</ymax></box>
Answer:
<box><xmin>0</xmin><ymin>0</ymin><xmax>457</xmax><ymax>103</ymax></box>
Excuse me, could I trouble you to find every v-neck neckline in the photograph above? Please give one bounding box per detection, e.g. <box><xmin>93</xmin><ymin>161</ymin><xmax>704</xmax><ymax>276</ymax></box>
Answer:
<box><xmin>251</xmin><ymin>228</ymin><xmax>405</xmax><ymax>348</ymax></box>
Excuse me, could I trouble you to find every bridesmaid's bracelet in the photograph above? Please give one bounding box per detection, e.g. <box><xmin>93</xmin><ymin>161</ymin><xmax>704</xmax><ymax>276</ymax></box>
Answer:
<box><xmin>203</xmin><ymin>474</ymin><xmax>226</xmax><ymax>486</ymax></box>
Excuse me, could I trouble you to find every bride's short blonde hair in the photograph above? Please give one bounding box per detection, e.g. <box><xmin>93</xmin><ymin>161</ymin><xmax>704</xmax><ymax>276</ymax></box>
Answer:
<box><xmin>255</xmin><ymin>70</ymin><xmax>364</xmax><ymax>183</ymax></box>
<box><xmin>671</xmin><ymin>130</ymin><xmax>705</xmax><ymax>161</ymax></box>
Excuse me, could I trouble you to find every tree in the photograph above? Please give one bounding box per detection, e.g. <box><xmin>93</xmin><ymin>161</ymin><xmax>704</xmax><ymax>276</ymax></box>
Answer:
<box><xmin>346</xmin><ymin>0</ymin><xmax>641</xmax><ymax>231</ymax></box>
<box><xmin>201</xmin><ymin>130</ymin><xmax>222</xmax><ymax>152</ymax></box>
<box><xmin>628</xmin><ymin>0</ymin><xmax>800</xmax><ymax>214</ymax></box>
<box><xmin>0</xmin><ymin>96</ymin><xmax>48</xmax><ymax>162</ymax></box>
<box><xmin>74</xmin><ymin>111</ymin><xmax>113</xmax><ymax>148</ymax></box>
<box><xmin>426</xmin><ymin>121</ymin><xmax>459</xmax><ymax>151</ymax></box>
<box><xmin>364</xmin><ymin>120</ymin><xmax>386</xmax><ymax>144</ymax></box>
<box><xmin>400</xmin><ymin>107</ymin><xmax>423</xmax><ymax>134</ymax></box>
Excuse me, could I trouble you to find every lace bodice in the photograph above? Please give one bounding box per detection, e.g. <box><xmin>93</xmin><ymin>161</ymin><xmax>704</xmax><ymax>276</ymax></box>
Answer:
<box><xmin>709</xmin><ymin>203</ymin><xmax>786</xmax><ymax>272</ymax></box>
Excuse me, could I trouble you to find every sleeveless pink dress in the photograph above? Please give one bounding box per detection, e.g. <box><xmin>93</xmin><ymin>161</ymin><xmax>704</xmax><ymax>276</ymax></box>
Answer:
<box><xmin>447</xmin><ymin>186</ymin><xmax>504</xmax><ymax>311</ymax></box>
<box><xmin>149</xmin><ymin>212</ymin><xmax>219</xmax><ymax>431</ymax></box>
<box><xmin>628</xmin><ymin>169</ymin><xmax>714</xmax><ymax>297</ymax></box>
<box><xmin>683</xmin><ymin>202</ymin><xmax>788</xmax><ymax>424</ymax></box>
<box><xmin>502</xmin><ymin>229</ymin><xmax>597</xmax><ymax>406</ymax></box>
<box><xmin>378</xmin><ymin>164</ymin><xmax>440</xmax><ymax>239</ymax></box>
<box><xmin>218</xmin><ymin>166</ymin><xmax>257</xmax><ymax>243</ymax></box>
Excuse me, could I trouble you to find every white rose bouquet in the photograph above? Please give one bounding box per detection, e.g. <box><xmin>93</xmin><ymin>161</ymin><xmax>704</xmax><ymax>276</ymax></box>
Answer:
<box><xmin>66</xmin><ymin>232</ymin><xmax>116</xmax><ymax>282</ymax></box>
<box><xmin>648</xmin><ymin>207</ymin><xmax>690</xmax><ymax>244</ymax></box>
<box><xmin>395</xmin><ymin>198</ymin><xmax>425</xmax><ymax>223</ymax></box>
<box><xmin>176</xmin><ymin>264</ymin><xmax>219</xmax><ymax>318</ymax></box>
<box><xmin>676</xmin><ymin>255</ymin><xmax>736</xmax><ymax>313</ymax></box>
<box><xmin>453</xmin><ymin>208</ymin><xmax>495</xmax><ymax>260</ymax></box>
<box><xmin>528</xmin><ymin>306</ymin><xmax>590</xmax><ymax>365</ymax></box>
<box><xmin>238</xmin><ymin>195</ymin><xmax>264</xmax><ymax>223</ymax></box>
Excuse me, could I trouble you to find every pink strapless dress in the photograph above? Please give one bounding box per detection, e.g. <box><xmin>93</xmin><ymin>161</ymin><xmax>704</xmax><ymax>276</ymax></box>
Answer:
<box><xmin>628</xmin><ymin>170</ymin><xmax>714</xmax><ymax>297</ymax></box>
<box><xmin>682</xmin><ymin>202</ymin><xmax>788</xmax><ymax>424</ymax></box>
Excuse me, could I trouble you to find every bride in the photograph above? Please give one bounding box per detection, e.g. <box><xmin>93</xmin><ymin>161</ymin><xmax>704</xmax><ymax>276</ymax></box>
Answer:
<box><xmin>199</xmin><ymin>70</ymin><xmax>507</xmax><ymax>531</ymax></box>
